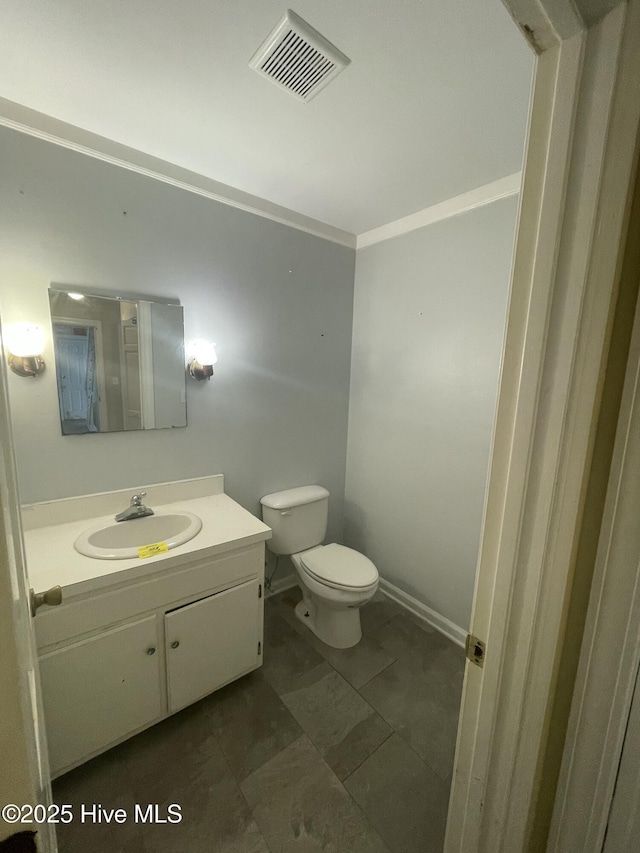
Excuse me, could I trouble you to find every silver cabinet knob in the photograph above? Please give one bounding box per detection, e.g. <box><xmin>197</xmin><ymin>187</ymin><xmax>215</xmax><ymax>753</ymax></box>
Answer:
<box><xmin>146</xmin><ymin>647</ymin><xmax>156</xmax><ymax>655</ymax></box>
<box><xmin>170</xmin><ymin>640</ymin><xmax>180</xmax><ymax>649</ymax></box>
<box><xmin>30</xmin><ymin>585</ymin><xmax>62</xmax><ymax>617</ymax></box>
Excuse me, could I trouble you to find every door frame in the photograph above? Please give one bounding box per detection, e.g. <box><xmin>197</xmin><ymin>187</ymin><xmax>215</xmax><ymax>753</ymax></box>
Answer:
<box><xmin>52</xmin><ymin>316</ymin><xmax>110</xmax><ymax>432</ymax></box>
<box><xmin>447</xmin><ymin>0</ymin><xmax>640</xmax><ymax>850</ymax></box>
<box><xmin>0</xmin><ymin>324</ymin><xmax>55</xmax><ymax>848</ymax></box>
<box><xmin>546</xmin><ymin>74</ymin><xmax>640</xmax><ymax>853</ymax></box>
<box><xmin>137</xmin><ymin>299</ymin><xmax>155</xmax><ymax>430</ymax></box>
<box><xmin>118</xmin><ymin>312</ymin><xmax>143</xmax><ymax>431</ymax></box>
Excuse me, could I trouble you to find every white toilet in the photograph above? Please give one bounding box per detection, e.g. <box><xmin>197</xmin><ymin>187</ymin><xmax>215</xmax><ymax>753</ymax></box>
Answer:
<box><xmin>260</xmin><ymin>485</ymin><xmax>379</xmax><ymax>649</ymax></box>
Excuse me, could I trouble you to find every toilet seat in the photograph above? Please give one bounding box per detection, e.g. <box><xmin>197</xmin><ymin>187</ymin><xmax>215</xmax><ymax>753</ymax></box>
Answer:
<box><xmin>300</xmin><ymin>543</ymin><xmax>378</xmax><ymax>590</ymax></box>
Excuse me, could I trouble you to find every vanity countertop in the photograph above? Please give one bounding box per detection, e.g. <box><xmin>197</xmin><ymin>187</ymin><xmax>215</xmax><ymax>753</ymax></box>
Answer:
<box><xmin>25</xmin><ymin>492</ymin><xmax>271</xmax><ymax>600</ymax></box>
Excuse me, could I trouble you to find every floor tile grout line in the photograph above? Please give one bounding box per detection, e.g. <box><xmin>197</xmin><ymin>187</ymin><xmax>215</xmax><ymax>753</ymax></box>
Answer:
<box><xmin>203</xmin><ymin>688</ymin><xmax>292</xmax><ymax>853</ymax></box>
<box><xmin>354</xmin><ymin>655</ymin><xmax>398</xmax><ymax>693</ymax></box>
<box><xmin>240</xmin><ymin>733</ymin><xmax>386</xmax><ymax>853</ymax></box>
<box><xmin>298</xmin><ymin>641</ymin><xmax>401</xmax><ymax>737</ymax></box>
<box><xmin>340</xmin><ymin>766</ymin><xmax>394</xmax><ymax>853</ymax></box>
<box><xmin>311</xmin><ymin>734</ymin><xmax>394</xmax><ymax>853</ymax></box>
<box><xmin>262</xmin><ymin>631</ymin><xmax>405</xmax><ymax>798</ymax></box>
<box><xmin>348</xmin><ymin>662</ymin><xmax>455</xmax><ymax>784</ymax></box>
<box><xmin>120</xmin><ymin>743</ymin><xmax>155</xmax><ymax>853</ymax></box>
<box><xmin>277</xmin><ymin>658</ymin><xmax>391</xmax><ymax>770</ymax></box>
<box><xmin>340</xmin><ymin>729</ymin><xmax>453</xmax><ymax>853</ymax></box>
<box><xmin>242</xmin><ymin>794</ymin><xmax>275</xmax><ymax>853</ymax></box>
<box><xmin>272</xmin><ymin>592</ymin><xmax>458</xmax><ymax>745</ymax></box>
<box><xmin>339</xmin><ymin>728</ymin><xmax>396</xmax><ymax>786</ymax></box>
<box><xmin>271</xmin><ymin>593</ymin><xmax>404</xmax><ymax>698</ymax></box>
<box><xmin>391</xmin><ymin>720</ymin><xmax>454</xmax><ymax>784</ymax></box>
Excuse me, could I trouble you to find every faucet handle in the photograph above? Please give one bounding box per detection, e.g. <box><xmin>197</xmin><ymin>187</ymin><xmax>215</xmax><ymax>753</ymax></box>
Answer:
<box><xmin>131</xmin><ymin>491</ymin><xmax>147</xmax><ymax>506</ymax></box>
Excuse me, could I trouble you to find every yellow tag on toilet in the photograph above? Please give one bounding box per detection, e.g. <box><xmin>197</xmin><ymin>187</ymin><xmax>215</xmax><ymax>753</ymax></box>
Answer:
<box><xmin>138</xmin><ymin>541</ymin><xmax>169</xmax><ymax>559</ymax></box>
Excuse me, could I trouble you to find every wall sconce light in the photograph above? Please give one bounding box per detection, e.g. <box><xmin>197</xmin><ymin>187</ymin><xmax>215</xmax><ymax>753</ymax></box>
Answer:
<box><xmin>187</xmin><ymin>340</ymin><xmax>217</xmax><ymax>381</ymax></box>
<box><xmin>4</xmin><ymin>323</ymin><xmax>46</xmax><ymax>378</ymax></box>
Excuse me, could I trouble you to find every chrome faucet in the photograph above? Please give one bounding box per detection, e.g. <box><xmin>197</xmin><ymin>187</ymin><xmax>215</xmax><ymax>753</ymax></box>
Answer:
<box><xmin>115</xmin><ymin>491</ymin><xmax>155</xmax><ymax>522</ymax></box>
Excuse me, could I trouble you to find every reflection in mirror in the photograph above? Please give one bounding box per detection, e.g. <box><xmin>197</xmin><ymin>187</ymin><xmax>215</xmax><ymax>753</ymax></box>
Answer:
<box><xmin>48</xmin><ymin>289</ymin><xmax>187</xmax><ymax>435</ymax></box>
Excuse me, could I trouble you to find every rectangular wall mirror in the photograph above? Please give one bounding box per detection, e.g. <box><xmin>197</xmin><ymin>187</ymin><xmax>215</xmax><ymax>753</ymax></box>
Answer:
<box><xmin>49</xmin><ymin>288</ymin><xmax>187</xmax><ymax>435</ymax></box>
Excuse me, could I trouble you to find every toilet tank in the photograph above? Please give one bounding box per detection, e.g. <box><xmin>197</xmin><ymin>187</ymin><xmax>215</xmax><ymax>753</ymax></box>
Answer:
<box><xmin>260</xmin><ymin>485</ymin><xmax>329</xmax><ymax>555</ymax></box>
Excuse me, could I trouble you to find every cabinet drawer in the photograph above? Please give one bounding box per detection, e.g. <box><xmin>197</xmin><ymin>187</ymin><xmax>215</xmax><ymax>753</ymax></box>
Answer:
<box><xmin>165</xmin><ymin>579</ymin><xmax>261</xmax><ymax>714</ymax></box>
<box><xmin>40</xmin><ymin>615</ymin><xmax>162</xmax><ymax>776</ymax></box>
<box><xmin>36</xmin><ymin>544</ymin><xmax>264</xmax><ymax>649</ymax></box>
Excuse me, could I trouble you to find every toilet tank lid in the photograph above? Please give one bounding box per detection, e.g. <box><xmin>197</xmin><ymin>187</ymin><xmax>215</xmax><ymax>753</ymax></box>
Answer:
<box><xmin>260</xmin><ymin>485</ymin><xmax>329</xmax><ymax>510</ymax></box>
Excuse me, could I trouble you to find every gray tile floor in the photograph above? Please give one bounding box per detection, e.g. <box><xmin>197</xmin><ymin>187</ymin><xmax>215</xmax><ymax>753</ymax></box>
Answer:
<box><xmin>53</xmin><ymin>588</ymin><xmax>465</xmax><ymax>853</ymax></box>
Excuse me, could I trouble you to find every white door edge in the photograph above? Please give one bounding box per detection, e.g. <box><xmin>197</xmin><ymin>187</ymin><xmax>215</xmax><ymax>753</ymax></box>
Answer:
<box><xmin>0</xmin><ymin>321</ymin><xmax>56</xmax><ymax>848</ymax></box>
<box><xmin>445</xmin><ymin>26</ymin><xmax>585</xmax><ymax>849</ymax></box>
<box><xmin>548</xmin><ymin>61</ymin><xmax>640</xmax><ymax>853</ymax></box>
<box><xmin>446</xmin><ymin>0</ymin><xmax>640</xmax><ymax>850</ymax></box>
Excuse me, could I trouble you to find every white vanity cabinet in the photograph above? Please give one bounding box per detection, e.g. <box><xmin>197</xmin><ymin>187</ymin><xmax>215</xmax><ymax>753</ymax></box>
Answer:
<box><xmin>35</xmin><ymin>542</ymin><xmax>265</xmax><ymax>778</ymax></box>
<box><xmin>165</xmin><ymin>578</ymin><xmax>261</xmax><ymax>714</ymax></box>
<box><xmin>39</xmin><ymin>615</ymin><xmax>163</xmax><ymax>775</ymax></box>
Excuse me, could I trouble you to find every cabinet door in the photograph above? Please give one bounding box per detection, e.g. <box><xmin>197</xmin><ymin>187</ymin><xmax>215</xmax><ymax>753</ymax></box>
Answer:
<box><xmin>165</xmin><ymin>579</ymin><xmax>261</xmax><ymax>714</ymax></box>
<box><xmin>39</xmin><ymin>615</ymin><xmax>162</xmax><ymax>776</ymax></box>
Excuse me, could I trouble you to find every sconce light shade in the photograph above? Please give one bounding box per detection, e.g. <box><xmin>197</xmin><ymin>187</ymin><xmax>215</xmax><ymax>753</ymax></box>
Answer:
<box><xmin>4</xmin><ymin>323</ymin><xmax>46</xmax><ymax>377</ymax></box>
<box><xmin>187</xmin><ymin>340</ymin><xmax>217</xmax><ymax>381</ymax></box>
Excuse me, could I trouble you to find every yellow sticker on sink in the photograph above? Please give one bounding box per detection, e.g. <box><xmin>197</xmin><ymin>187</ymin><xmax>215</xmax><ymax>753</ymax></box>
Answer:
<box><xmin>138</xmin><ymin>541</ymin><xmax>169</xmax><ymax>559</ymax></box>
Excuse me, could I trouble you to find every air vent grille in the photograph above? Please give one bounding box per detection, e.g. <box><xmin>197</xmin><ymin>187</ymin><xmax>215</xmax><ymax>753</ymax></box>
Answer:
<box><xmin>262</xmin><ymin>29</ymin><xmax>335</xmax><ymax>99</ymax></box>
<box><xmin>250</xmin><ymin>10</ymin><xmax>350</xmax><ymax>102</ymax></box>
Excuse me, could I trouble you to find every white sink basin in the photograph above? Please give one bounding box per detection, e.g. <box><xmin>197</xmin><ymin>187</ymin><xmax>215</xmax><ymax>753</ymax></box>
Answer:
<box><xmin>74</xmin><ymin>511</ymin><xmax>203</xmax><ymax>560</ymax></box>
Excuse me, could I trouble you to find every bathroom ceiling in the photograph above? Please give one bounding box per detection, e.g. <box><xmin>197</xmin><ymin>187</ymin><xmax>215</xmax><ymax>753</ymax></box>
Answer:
<box><xmin>0</xmin><ymin>0</ymin><xmax>533</xmax><ymax>235</ymax></box>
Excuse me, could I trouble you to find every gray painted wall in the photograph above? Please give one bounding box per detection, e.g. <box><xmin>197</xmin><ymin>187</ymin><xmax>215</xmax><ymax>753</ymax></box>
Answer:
<box><xmin>0</xmin><ymin>127</ymin><xmax>355</xmax><ymax>543</ymax></box>
<box><xmin>344</xmin><ymin>196</ymin><xmax>519</xmax><ymax>631</ymax></box>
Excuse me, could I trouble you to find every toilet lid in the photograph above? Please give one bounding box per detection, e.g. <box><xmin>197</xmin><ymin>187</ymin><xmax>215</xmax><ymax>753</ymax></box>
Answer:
<box><xmin>300</xmin><ymin>543</ymin><xmax>378</xmax><ymax>589</ymax></box>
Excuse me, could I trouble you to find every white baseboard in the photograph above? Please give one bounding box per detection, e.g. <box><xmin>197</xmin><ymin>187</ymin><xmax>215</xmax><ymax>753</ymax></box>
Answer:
<box><xmin>264</xmin><ymin>571</ymin><xmax>467</xmax><ymax>648</ymax></box>
<box><xmin>379</xmin><ymin>578</ymin><xmax>467</xmax><ymax>648</ymax></box>
<box><xmin>265</xmin><ymin>572</ymin><xmax>298</xmax><ymax>598</ymax></box>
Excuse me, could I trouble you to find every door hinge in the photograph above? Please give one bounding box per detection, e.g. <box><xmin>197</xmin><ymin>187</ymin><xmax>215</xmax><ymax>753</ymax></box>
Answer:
<box><xmin>465</xmin><ymin>634</ymin><xmax>486</xmax><ymax>668</ymax></box>
<box><xmin>258</xmin><ymin>583</ymin><xmax>262</xmax><ymax>599</ymax></box>
<box><xmin>258</xmin><ymin>641</ymin><xmax>262</xmax><ymax>656</ymax></box>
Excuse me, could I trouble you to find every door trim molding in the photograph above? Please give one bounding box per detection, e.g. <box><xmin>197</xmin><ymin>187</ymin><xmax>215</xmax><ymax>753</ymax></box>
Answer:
<box><xmin>0</xmin><ymin>323</ymin><xmax>55</xmax><ymax>847</ymax></box>
<box><xmin>548</xmin><ymin>210</ymin><xmax>640</xmax><ymax>852</ymax></box>
<box><xmin>547</xmin><ymin>4</ymin><xmax>640</xmax><ymax>847</ymax></box>
<box><xmin>446</xmin><ymin>1</ymin><xmax>640</xmax><ymax>850</ymax></box>
<box><xmin>446</xmin><ymin>28</ymin><xmax>586</xmax><ymax>849</ymax></box>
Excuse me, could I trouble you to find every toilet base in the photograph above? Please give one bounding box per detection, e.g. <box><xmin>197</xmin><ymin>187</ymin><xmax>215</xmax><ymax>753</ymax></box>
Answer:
<box><xmin>294</xmin><ymin>598</ymin><xmax>362</xmax><ymax>649</ymax></box>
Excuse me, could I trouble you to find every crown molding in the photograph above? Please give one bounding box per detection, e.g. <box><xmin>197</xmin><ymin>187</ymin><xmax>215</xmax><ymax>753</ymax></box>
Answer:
<box><xmin>0</xmin><ymin>98</ymin><xmax>356</xmax><ymax>249</ymax></box>
<box><xmin>0</xmin><ymin>98</ymin><xmax>521</xmax><ymax>254</ymax></box>
<box><xmin>357</xmin><ymin>172</ymin><xmax>522</xmax><ymax>250</ymax></box>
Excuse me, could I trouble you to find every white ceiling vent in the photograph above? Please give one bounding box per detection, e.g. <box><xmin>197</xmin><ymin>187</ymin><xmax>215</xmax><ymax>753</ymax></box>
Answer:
<box><xmin>249</xmin><ymin>10</ymin><xmax>350</xmax><ymax>102</ymax></box>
